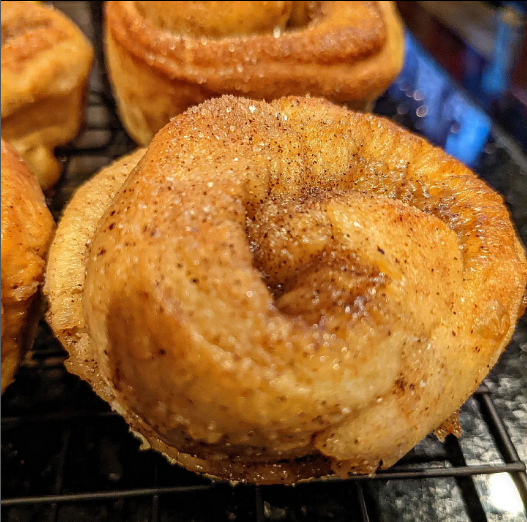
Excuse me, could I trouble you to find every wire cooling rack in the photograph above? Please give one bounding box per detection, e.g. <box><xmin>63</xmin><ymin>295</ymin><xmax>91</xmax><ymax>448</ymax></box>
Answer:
<box><xmin>2</xmin><ymin>2</ymin><xmax>527</xmax><ymax>521</ymax></box>
<box><xmin>2</xmin><ymin>315</ymin><xmax>527</xmax><ymax>522</ymax></box>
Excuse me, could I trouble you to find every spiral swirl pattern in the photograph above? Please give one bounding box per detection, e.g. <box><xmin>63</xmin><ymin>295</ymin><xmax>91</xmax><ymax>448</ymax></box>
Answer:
<box><xmin>105</xmin><ymin>1</ymin><xmax>404</xmax><ymax>144</ymax></box>
<box><xmin>47</xmin><ymin>96</ymin><xmax>527</xmax><ymax>483</ymax></box>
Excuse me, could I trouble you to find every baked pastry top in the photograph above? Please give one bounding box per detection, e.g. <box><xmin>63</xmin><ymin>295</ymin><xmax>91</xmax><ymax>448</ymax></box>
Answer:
<box><xmin>1</xmin><ymin>139</ymin><xmax>55</xmax><ymax>394</ymax></box>
<box><xmin>45</xmin><ymin>96</ymin><xmax>527</xmax><ymax>483</ymax></box>
<box><xmin>105</xmin><ymin>1</ymin><xmax>404</xmax><ymax>144</ymax></box>
<box><xmin>1</xmin><ymin>0</ymin><xmax>93</xmax><ymax>189</ymax></box>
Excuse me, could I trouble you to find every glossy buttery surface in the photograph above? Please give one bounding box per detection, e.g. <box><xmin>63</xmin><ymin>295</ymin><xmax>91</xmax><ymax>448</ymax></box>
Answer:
<box><xmin>46</xmin><ymin>96</ymin><xmax>527</xmax><ymax>483</ymax></box>
<box><xmin>105</xmin><ymin>1</ymin><xmax>404</xmax><ymax>144</ymax></box>
<box><xmin>1</xmin><ymin>140</ymin><xmax>54</xmax><ymax>393</ymax></box>
<box><xmin>1</xmin><ymin>0</ymin><xmax>93</xmax><ymax>189</ymax></box>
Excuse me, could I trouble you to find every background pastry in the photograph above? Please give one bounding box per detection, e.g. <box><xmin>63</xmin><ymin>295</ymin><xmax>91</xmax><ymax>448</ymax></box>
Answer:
<box><xmin>45</xmin><ymin>96</ymin><xmax>527</xmax><ymax>484</ymax></box>
<box><xmin>1</xmin><ymin>0</ymin><xmax>93</xmax><ymax>190</ymax></box>
<box><xmin>104</xmin><ymin>1</ymin><xmax>404</xmax><ymax>144</ymax></box>
<box><xmin>1</xmin><ymin>139</ymin><xmax>55</xmax><ymax>394</ymax></box>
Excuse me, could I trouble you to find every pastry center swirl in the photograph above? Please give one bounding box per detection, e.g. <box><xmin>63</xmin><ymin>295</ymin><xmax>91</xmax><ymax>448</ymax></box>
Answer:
<box><xmin>81</xmin><ymin>97</ymin><xmax>522</xmax><ymax>465</ymax></box>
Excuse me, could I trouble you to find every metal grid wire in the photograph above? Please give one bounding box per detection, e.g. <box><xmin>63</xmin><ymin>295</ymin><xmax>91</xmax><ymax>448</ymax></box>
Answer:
<box><xmin>2</xmin><ymin>323</ymin><xmax>527</xmax><ymax>522</ymax></box>
<box><xmin>2</xmin><ymin>3</ymin><xmax>527</xmax><ymax>521</ymax></box>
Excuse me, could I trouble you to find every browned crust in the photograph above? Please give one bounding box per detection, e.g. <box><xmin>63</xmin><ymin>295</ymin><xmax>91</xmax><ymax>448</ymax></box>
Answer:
<box><xmin>1</xmin><ymin>1</ymin><xmax>93</xmax><ymax>189</ymax></box>
<box><xmin>45</xmin><ymin>96</ymin><xmax>527</xmax><ymax>484</ymax></box>
<box><xmin>1</xmin><ymin>1</ymin><xmax>93</xmax><ymax>117</ymax></box>
<box><xmin>108</xmin><ymin>2</ymin><xmax>387</xmax><ymax>72</ymax></box>
<box><xmin>1</xmin><ymin>139</ymin><xmax>55</xmax><ymax>393</ymax></box>
<box><xmin>104</xmin><ymin>1</ymin><xmax>404</xmax><ymax>143</ymax></box>
<box><xmin>1</xmin><ymin>16</ymin><xmax>66</xmax><ymax>69</ymax></box>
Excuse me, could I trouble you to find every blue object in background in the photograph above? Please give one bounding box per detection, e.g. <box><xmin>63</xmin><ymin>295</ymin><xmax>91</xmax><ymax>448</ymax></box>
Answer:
<box><xmin>481</xmin><ymin>6</ymin><xmax>525</xmax><ymax>100</ymax></box>
<box><xmin>380</xmin><ymin>33</ymin><xmax>492</xmax><ymax>168</ymax></box>
<box><xmin>444</xmin><ymin>104</ymin><xmax>492</xmax><ymax>165</ymax></box>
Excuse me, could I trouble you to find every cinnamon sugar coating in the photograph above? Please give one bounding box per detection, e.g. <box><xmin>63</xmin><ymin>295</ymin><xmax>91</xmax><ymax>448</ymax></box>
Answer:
<box><xmin>46</xmin><ymin>97</ymin><xmax>527</xmax><ymax>483</ymax></box>
<box><xmin>105</xmin><ymin>1</ymin><xmax>404</xmax><ymax>144</ymax></box>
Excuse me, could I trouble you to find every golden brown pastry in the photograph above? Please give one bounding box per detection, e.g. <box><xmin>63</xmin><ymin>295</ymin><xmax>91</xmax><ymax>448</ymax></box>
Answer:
<box><xmin>1</xmin><ymin>1</ymin><xmax>93</xmax><ymax>190</ymax></box>
<box><xmin>104</xmin><ymin>1</ymin><xmax>404</xmax><ymax>144</ymax></box>
<box><xmin>1</xmin><ymin>139</ymin><xmax>55</xmax><ymax>394</ymax></box>
<box><xmin>45</xmin><ymin>96</ymin><xmax>527</xmax><ymax>484</ymax></box>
